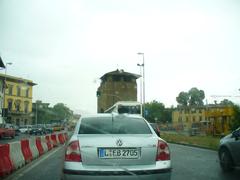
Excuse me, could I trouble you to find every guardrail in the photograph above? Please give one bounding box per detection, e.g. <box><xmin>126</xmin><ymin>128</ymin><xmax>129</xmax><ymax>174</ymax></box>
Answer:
<box><xmin>0</xmin><ymin>131</ymin><xmax>70</xmax><ymax>178</ymax></box>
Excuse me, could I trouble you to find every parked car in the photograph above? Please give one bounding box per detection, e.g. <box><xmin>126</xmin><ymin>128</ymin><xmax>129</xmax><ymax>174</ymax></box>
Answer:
<box><xmin>19</xmin><ymin>125</ymin><xmax>32</xmax><ymax>134</ymax></box>
<box><xmin>7</xmin><ymin>124</ymin><xmax>20</xmax><ymax>136</ymax></box>
<box><xmin>0</xmin><ymin>123</ymin><xmax>15</xmax><ymax>139</ymax></box>
<box><xmin>62</xmin><ymin>114</ymin><xmax>171</xmax><ymax>180</ymax></box>
<box><xmin>150</xmin><ymin>123</ymin><xmax>161</xmax><ymax>137</ymax></box>
<box><xmin>15</xmin><ymin>125</ymin><xmax>20</xmax><ymax>136</ymax></box>
<box><xmin>45</xmin><ymin>124</ymin><xmax>53</xmax><ymax>134</ymax></box>
<box><xmin>218</xmin><ymin>127</ymin><xmax>240</xmax><ymax>172</ymax></box>
<box><xmin>52</xmin><ymin>125</ymin><xmax>62</xmax><ymax>131</ymax></box>
<box><xmin>29</xmin><ymin>124</ymin><xmax>46</xmax><ymax>135</ymax></box>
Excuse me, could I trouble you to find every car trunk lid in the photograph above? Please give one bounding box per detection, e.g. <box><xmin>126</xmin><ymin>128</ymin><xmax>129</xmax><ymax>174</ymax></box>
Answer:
<box><xmin>79</xmin><ymin>134</ymin><xmax>158</xmax><ymax>166</ymax></box>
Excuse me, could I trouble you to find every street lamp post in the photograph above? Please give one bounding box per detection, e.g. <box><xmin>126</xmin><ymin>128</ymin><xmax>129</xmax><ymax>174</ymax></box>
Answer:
<box><xmin>137</xmin><ymin>52</ymin><xmax>145</xmax><ymax>117</ymax></box>
<box><xmin>35</xmin><ymin>102</ymin><xmax>38</xmax><ymax>125</ymax></box>
<box><xmin>2</xmin><ymin>62</ymin><xmax>12</xmax><ymax>123</ymax></box>
<box><xmin>137</xmin><ymin>63</ymin><xmax>143</xmax><ymax>105</ymax></box>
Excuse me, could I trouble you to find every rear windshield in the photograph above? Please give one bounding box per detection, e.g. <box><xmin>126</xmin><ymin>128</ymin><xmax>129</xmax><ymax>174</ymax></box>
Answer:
<box><xmin>79</xmin><ymin>116</ymin><xmax>151</xmax><ymax>134</ymax></box>
<box><xmin>117</xmin><ymin>105</ymin><xmax>141</xmax><ymax>114</ymax></box>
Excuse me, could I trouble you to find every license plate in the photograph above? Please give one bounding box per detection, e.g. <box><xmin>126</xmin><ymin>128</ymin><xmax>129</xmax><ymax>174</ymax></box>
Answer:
<box><xmin>98</xmin><ymin>148</ymin><xmax>140</xmax><ymax>159</ymax></box>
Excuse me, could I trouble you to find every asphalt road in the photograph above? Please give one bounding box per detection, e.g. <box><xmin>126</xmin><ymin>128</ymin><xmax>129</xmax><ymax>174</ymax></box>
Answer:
<box><xmin>169</xmin><ymin>144</ymin><xmax>240</xmax><ymax>180</ymax></box>
<box><xmin>0</xmin><ymin>133</ymin><xmax>31</xmax><ymax>144</ymax></box>
<box><xmin>5</xmin><ymin>143</ymin><xmax>240</xmax><ymax>180</ymax></box>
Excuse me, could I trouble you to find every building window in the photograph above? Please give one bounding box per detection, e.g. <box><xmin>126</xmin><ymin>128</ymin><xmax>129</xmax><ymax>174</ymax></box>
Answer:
<box><xmin>123</xmin><ymin>76</ymin><xmax>132</xmax><ymax>82</ymax></box>
<box><xmin>7</xmin><ymin>99</ymin><xmax>13</xmax><ymax>111</ymax></box>
<box><xmin>186</xmin><ymin>117</ymin><xmax>189</xmax><ymax>122</ymax></box>
<box><xmin>8</xmin><ymin>85</ymin><xmax>13</xmax><ymax>95</ymax></box>
<box><xmin>199</xmin><ymin>109</ymin><xmax>202</xmax><ymax>113</ymax></box>
<box><xmin>112</xmin><ymin>75</ymin><xmax>121</xmax><ymax>81</ymax></box>
<box><xmin>26</xmin><ymin>88</ymin><xmax>29</xmax><ymax>97</ymax></box>
<box><xmin>15</xmin><ymin>100</ymin><xmax>21</xmax><ymax>112</ymax></box>
<box><xmin>199</xmin><ymin>116</ymin><xmax>202</xmax><ymax>121</ymax></box>
<box><xmin>192</xmin><ymin>116</ymin><xmax>196</xmax><ymax>122</ymax></box>
<box><xmin>16</xmin><ymin>119</ymin><xmax>20</xmax><ymax>126</ymax></box>
<box><xmin>24</xmin><ymin>101</ymin><xmax>29</xmax><ymax>113</ymax></box>
<box><xmin>178</xmin><ymin>117</ymin><xmax>182</xmax><ymax>123</ymax></box>
<box><xmin>17</xmin><ymin>86</ymin><xmax>21</xmax><ymax>96</ymax></box>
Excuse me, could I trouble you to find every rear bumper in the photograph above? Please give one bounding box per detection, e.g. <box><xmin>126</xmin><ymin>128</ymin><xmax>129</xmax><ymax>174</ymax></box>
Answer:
<box><xmin>62</xmin><ymin>168</ymin><xmax>171</xmax><ymax>180</ymax></box>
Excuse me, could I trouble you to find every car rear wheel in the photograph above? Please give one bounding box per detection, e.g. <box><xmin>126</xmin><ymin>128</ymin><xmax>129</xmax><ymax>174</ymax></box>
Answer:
<box><xmin>219</xmin><ymin>148</ymin><xmax>234</xmax><ymax>172</ymax></box>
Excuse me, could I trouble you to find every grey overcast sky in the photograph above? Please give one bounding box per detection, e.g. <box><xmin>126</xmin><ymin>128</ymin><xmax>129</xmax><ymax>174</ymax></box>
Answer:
<box><xmin>0</xmin><ymin>0</ymin><xmax>240</xmax><ymax>113</ymax></box>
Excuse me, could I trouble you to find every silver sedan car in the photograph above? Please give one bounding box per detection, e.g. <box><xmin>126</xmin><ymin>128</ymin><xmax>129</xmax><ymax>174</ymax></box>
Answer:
<box><xmin>62</xmin><ymin>114</ymin><xmax>171</xmax><ymax>180</ymax></box>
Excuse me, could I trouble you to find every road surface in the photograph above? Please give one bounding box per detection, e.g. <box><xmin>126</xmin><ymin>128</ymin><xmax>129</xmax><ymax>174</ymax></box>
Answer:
<box><xmin>5</xmin><ymin>143</ymin><xmax>240</xmax><ymax>180</ymax></box>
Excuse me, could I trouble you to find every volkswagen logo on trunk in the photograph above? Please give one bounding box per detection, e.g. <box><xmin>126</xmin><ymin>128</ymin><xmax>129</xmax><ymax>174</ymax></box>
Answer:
<box><xmin>116</xmin><ymin>139</ymin><xmax>123</xmax><ymax>146</ymax></box>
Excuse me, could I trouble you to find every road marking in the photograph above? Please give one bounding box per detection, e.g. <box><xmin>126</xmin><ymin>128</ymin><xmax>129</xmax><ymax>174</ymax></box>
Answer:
<box><xmin>6</xmin><ymin>146</ymin><xmax>64</xmax><ymax>180</ymax></box>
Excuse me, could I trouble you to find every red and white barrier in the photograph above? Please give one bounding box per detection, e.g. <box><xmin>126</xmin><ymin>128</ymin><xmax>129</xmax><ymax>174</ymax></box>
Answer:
<box><xmin>50</xmin><ymin>134</ymin><xmax>58</xmax><ymax>147</ymax></box>
<box><xmin>0</xmin><ymin>131</ymin><xmax>69</xmax><ymax>178</ymax></box>
<box><xmin>9</xmin><ymin>141</ymin><xmax>25</xmax><ymax>169</ymax></box>
<box><xmin>29</xmin><ymin>138</ymin><xmax>39</xmax><ymax>159</ymax></box>
<box><xmin>40</xmin><ymin>136</ymin><xmax>48</xmax><ymax>153</ymax></box>
<box><xmin>45</xmin><ymin>135</ymin><xmax>53</xmax><ymax>150</ymax></box>
<box><xmin>21</xmin><ymin>139</ymin><xmax>33</xmax><ymax>163</ymax></box>
<box><xmin>0</xmin><ymin>144</ymin><xmax>13</xmax><ymax>176</ymax></box>
<box><xmin>35</xmin><ymin>137</ymin><xmax>44</xmax><ymax>156</ymax></box>
<box><xmin>57</xmin><ymin>133</ymin><xmax>65</xmax><ymax>144</ymax></box>
<box><xmin>64</xmin><ymin>132</ymin><xmax>68</xmax><ymax>142</ymax></box>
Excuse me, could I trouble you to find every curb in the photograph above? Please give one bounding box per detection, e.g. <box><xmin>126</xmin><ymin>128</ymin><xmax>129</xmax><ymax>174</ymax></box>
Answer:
<box><xmin>168</xmin><ymin>141</ymin><xmax>218</xmax><ymax>151</ymax></box>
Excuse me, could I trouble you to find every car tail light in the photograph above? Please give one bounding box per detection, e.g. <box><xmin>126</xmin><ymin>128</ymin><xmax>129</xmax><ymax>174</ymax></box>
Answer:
<box><xmin>156</xmin><ymin>140</ymin><xmax>170</xmax><ymax>161</ymax></box>
<box><xmin>65</xmin><ymin>140</ymin><xmax>82</xmax><ymax>162</ymax></box>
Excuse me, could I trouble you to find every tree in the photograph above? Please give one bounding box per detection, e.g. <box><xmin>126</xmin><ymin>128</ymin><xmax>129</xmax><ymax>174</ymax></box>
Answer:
<box><xmin>32</xmin><ymin>106</ymin><xmax>58</xmax><ymax>124</ymax></box>
<box><xmin>144</xmin><ymin>100</ymin><xmax>174</xmax><ymax>123</ymax></box>
<box><xmin>53</xmin><ymin>103</ymin><xmax>73</xmax><ymax>120</ymax></box>
<box><xmin>176</xmin><ymin>87</ymin><xmax>205</xmax><ymax>106</ymax></box>
<box><xmin>176</xmin><ymin>92</ymin><xmax>189</xmax><ymax>106</ymax></box>
<box><xmin>188</xmin><ymin>87</ymin><xmax>205</xmax><ymax>106</ymax></box>
<box><xmin>161</xmin><ymin>108</ymin><xmax>173</xmax><ymax>123</ymax></box>
<box><xmin>145</xmin><ymin>100</ymin><xmax>165</xmax><ymax>123</ymax></box>
<box><xmin>220</xmin><ymin>99</ymin><xmax>234</xmax><ymax>106</ymax></box>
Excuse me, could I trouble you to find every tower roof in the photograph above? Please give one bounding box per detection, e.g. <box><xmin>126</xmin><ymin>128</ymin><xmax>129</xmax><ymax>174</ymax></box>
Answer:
<box><xmin>100</xmin><ymin>69</ymin><xmax>140</xmax><ymax>80</ymax></box>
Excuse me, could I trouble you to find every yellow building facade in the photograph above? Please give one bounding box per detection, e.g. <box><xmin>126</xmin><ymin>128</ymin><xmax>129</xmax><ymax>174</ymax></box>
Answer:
<box><xmin>172</xmin><ymin>107</ymin><xmax>206</xmax><ymax>131</ymax></box>
<box><xmin>172</xmin><ymin>105</ymin><xmax>234</xmax><ymax>135</ymax></box>
<box><xmin>0</xmin><ymin>73</ymin><xmax>36</xmax><ymax>125</ymax></box>
<box><xmin>205</xmin><ymin>105</ymin><xmax>234</xmax><ymax>135</ymax></box>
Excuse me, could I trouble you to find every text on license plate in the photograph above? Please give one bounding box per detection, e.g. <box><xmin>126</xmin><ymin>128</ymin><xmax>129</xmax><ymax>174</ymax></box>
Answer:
<box><xmin>98</xmin><ymin>148</ymin><xmax>140</xmax><ymax>159</ymax></box>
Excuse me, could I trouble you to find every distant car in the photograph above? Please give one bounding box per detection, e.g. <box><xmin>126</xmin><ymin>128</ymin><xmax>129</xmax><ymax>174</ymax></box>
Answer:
<box><xmin>19</xmin><ymin>125</ymin><xmax>32</xmax><ymax>134</ymax></box>
<box><xmin>53</xmin><ymin>125</ymin><xmax>62</xmax><ymax>131</ymax></box>
<box><xmin>10</xmin><ymin>124</ymin><xmax>20</xmax><ymax>136</ymax></box>
<box><xmin>29</xmin><ymin>125</ymin><xmax>46</xmax><ymax>135</ymax></box>
<box><xmin>0</xmin><ymin>123</ymin><xmax>15</xmax><ymax>139</ymax></box>
<box><xmin>218</xmin><ymin>127</ymin><xmax>240</xmax><ymax>172</ymax></box>
<box><xmin>45</xmin><ymin>124</ymin><xmax>53</xmax><ymax>134</ymax></box>
<box><xmin>62</xmin><ymin>114</ymin><xmax>171</xmax><ymax>180</ymax></box>
<box><xmin>5</xmin><ymin>124</ymin><xmax>20</xmax><ymax>136</ymax></box>
<box><xmin>150</xmin><ymin>123</ymin><xmax>161</xmax><ymax>137</ymax></box>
